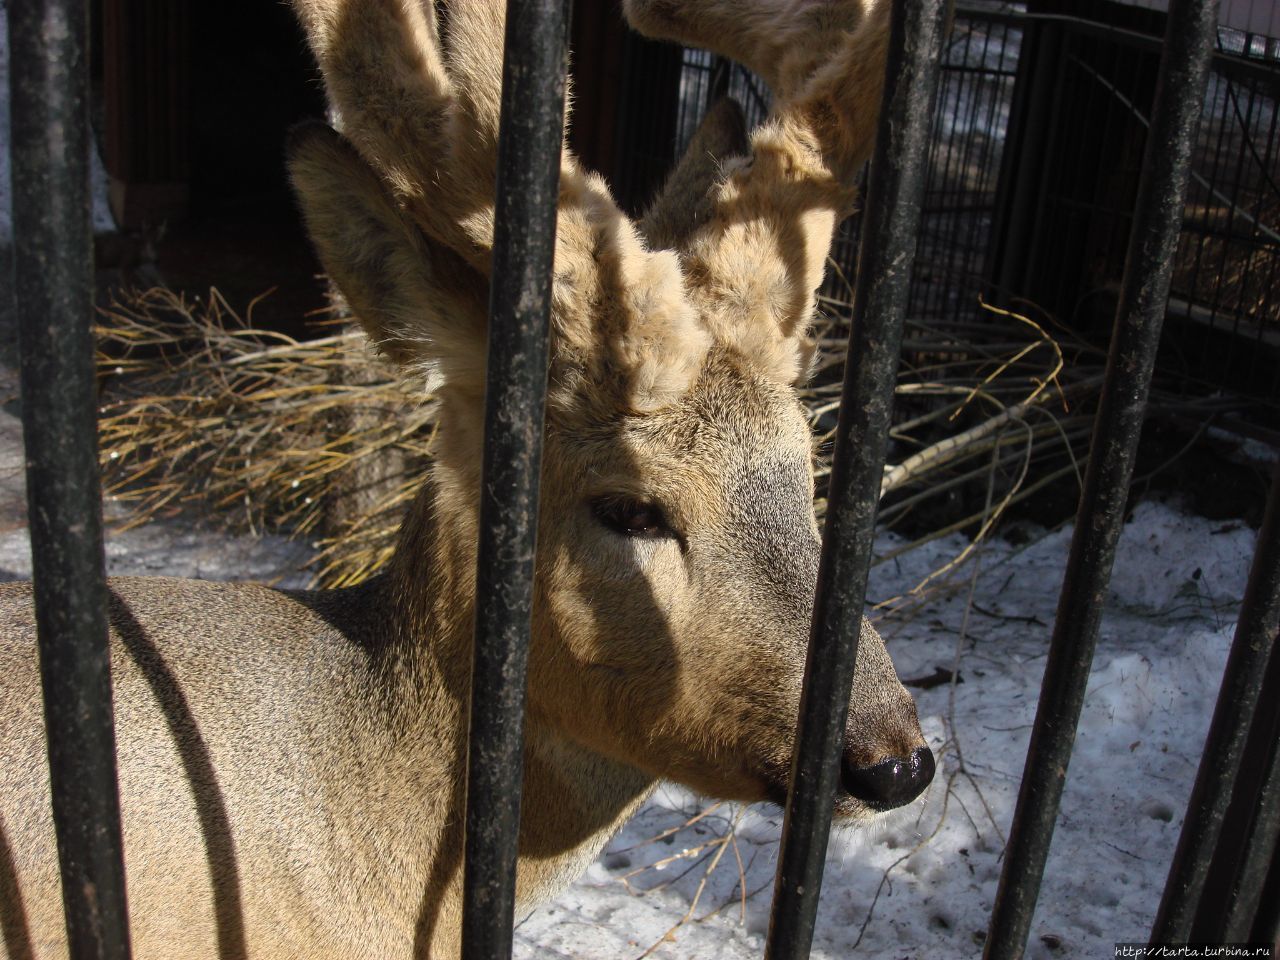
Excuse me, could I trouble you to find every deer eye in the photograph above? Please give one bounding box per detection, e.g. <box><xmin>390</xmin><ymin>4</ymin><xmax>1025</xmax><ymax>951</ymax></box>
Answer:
<box><xmin>592</xmin><ymin>498</ymin><xmax>671</xmax><ymax>538</ymax></box>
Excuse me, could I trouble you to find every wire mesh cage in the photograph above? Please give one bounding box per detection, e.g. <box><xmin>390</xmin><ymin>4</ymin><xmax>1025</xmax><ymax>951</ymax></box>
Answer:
<box><xmin>637</xmin><ymin>2</ymin><xmax>1279</xmax><ymax>407</ymax></box>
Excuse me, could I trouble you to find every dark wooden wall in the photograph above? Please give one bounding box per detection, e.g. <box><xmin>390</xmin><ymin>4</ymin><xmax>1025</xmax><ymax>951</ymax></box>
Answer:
<box><xmin>94</xmin><ymin>1</ymin><xmax>685</xmax><ymax>328</ymax></box>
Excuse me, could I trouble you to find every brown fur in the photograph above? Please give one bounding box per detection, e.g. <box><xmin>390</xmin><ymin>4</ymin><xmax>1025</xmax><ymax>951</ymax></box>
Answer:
<box><xmin>0</xmin><ymin>2</ymin><xmax>929</xmax><ymax>957</ymax></box>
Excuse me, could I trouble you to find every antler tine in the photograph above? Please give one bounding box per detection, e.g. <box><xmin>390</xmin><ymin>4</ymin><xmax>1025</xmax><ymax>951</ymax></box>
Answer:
<box><xmin>292</xmin><ymin>0</ymin><xmax>708</xmax><ymax>411</ymax></box>
<box><xmin>625</xmin><ymin>0</ymin><xmax>894</xmax><ymax>385</ymax></box>
<box><xmin>295</xmin><ymin>1</ymin><xmax>633</xmax><ymax>279</ymax></box>
<box><xmin>626</xmin><ymin>1</ymin><xmax>875</xmax><ymax>105</ymax></box>
<box><xmin>292</xmin><ymin>0</ymin><xmax>521</xmax><ymax>271</ymax></box>
<box><xmin>640</xmin><ymin>97</ymin><xmax>749</xmax><ymax>252</ymax></box>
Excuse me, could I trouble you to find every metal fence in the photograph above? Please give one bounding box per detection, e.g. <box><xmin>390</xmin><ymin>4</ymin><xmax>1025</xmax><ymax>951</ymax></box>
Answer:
<box><xmin>5</xmin><ymin>1</ymin><xmax>1278</xmax><ymax>960</ymax></box>
<box><xmin>671</xmin><ymin>3</ymin><xmax>1280</xmax><ymax>406</ymax></box>
<box><xmin>993</xmin><ymin>7</ymin><xmax>1280</xmax><ymax>402</ymax></box>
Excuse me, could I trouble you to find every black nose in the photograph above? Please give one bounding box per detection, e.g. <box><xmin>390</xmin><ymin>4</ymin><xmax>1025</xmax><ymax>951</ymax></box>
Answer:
<box><xmin>842</xmin><ymin>745</ymin><xmax>935</xmax><ymax>811</ymax></box>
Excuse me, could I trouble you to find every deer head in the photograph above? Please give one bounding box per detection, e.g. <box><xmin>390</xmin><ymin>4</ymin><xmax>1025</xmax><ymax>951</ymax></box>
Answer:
<box><xmin>286</xmin><ymin>0</ymin><xmax>933</xmax><ymax>820</ymax></box>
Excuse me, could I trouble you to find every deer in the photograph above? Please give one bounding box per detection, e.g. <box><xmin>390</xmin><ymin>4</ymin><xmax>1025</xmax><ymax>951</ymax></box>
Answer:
<box><xmin>0</xmin><ymin>1</ymin><xmax>935</xmax><ymax>957</ymax></box>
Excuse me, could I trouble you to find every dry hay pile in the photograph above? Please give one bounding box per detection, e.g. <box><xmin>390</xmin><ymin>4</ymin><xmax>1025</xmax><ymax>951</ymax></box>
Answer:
<box><xmin>1173</xmin><ymin>186</ymin><xmax>1279</xmax><ymax>331</ymax></box>
<box><xmin>95</xmin><ymin>282</ymin><xmax>1106</xmax><ymax>597</ymax></box>
<box><xmin>97</xmin><ymin>288</ymin><xmax>435</xmax><ymax>586</ymax></box>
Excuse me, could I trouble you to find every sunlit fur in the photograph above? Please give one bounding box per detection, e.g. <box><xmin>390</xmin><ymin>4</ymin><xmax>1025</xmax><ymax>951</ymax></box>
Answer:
<box><xmin>0</xmin><ymin>2</ymin><xmax>932</xmax><ymax>957</ymax></box>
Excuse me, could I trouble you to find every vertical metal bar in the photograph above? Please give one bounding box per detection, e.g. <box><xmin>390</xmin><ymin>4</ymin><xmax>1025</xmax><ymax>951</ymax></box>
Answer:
<box><xmin>7</xmin><ymin>1</ymin><xmax>132</xmax><ymax>958</ymax></box>
<box><xmin>987</xmin><ymin>15</ymin><xmax>1061</xmax><ymax>303</ymax></box>
<box><xmin>460</xmin><ymin>1</ymin><xmax>567</xmax><ymax>958</ymax></box>
<box><xmin>708</xmin><ymin>55</ymin><xmax>731</xmax><ymax>106</ymax></box>
<box><xmin>1256</xmin><ymin>845</ymin><xmax>1280</xmax><ymax>944</ymax></box>
<box><xmin>1154</xmin><ymin>463</ymin><xmax>1280</xmax><ymax>941</ymax></box>
<box><xmin>1222</xmin><ymin>695</ymin><xmax>1280</xmax><ymax>940</ymax></box>
<box><xmin>1188</xmin><ymin>470</ymin><xmax>1280</xmax><ymax>943</ymax></box>
<box><xmin>763</xmin><ymin>3</ymin><xmax>948</xmax><ymax>957</ymax></box>
<box><xmin>982</xmin><ymin>2</ymin><xmax>1218</xmax><ymax>957</ymax></box>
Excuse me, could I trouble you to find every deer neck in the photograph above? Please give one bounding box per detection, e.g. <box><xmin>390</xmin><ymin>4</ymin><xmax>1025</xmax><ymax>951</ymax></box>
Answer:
<box><xmin>370</xmin><ymin>467</ymin><xmax>657</xmax><ymax>913</ymax></box>
<box><xmin>384</xmin><ymin>469</ymin><xmax>477</xmax><ymax>696</ymax></box>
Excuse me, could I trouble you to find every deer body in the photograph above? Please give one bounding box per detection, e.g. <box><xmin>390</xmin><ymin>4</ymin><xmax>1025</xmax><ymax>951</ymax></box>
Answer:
<box><xmin>0</xmin><ymin>2</ymin><xmax>936</xmax><ymax>957</ymax></box>
<box><xmin>0</xmin><ymin>485</ymin><xmax>655</xmax><ymax>958</ymax></box>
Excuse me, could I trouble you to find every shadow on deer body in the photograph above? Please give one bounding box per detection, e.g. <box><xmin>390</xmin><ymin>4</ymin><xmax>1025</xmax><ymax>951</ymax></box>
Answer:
<box><xmin>0</xmin><ymin>1</ymin><xmax>933</xmax><ymax>956</ymax></box>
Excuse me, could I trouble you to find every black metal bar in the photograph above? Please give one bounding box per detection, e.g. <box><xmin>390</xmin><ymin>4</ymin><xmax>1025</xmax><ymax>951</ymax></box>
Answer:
<box><xmin>709</xmin><ymin>55</ymin><xmax>731</xmax><ymax>105</ymax></box>
<box><xmin>1256</xmin><ymin>837</ymin><xmax>1280</xmax><ymax>944</ymax></box>
<box><xmin>763</xmin><ymin>3</ymin><xmax>948</xmax><ymax>957</ymax></box>
<box><xmin>1190</xmin><ymin>468</ymin><xmax>1280</xmax><ymax>943</ymax></box>
<box><xmin>1222</xmin><ymin>673</ymin><xmax>1280</xmax><ymax>940</ymax></box>
<box><xmin>1155</xmin><ymin>462</ymin><xmax>1280</xmax><ymax>941</ymax></box>
<box><xmin>983</xmin><ymin>2</ymin><xmax>1218</xmax><ymax>957</ymax></box>
<box><xmin>459</xmin><ymin>0</ymin><xmax>568</xmax><ymax>957</ymax></box>
<box><xmin>955</xmin><ymin>5</ymin><xmax>1278</xmax><ymax>84</ymax></box>
<box><xmin>7</xmin><ymin>1</ymin><xmax>132</xmax><ymax>958</ymax></box>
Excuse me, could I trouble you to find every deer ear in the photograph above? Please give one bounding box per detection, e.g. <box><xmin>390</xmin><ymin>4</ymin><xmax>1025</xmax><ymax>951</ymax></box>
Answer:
<box><xmin>285</xmin><ymin>121</ymin><xmax>488</xmax><ymax>389</ymax></box>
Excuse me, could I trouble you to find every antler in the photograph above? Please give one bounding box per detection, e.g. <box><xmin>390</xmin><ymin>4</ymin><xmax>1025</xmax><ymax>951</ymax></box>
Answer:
<box><xmin>290</xmin><ymin>1</ymin><xmax>893</xmax><ymax>410</ymax></box>
<box><xmin>290</xmin><ymin>0</ymin><xmax>711</xmax><ymax>411</ymax></box>
<box><xmin>290</xmin><ymin>0</ymin><xmax>512</xmax><ymax>270</ymax></box>
<box><xmin>625</xmin><ymin>0</ymin><xmax>893</xmax><ymax>384</ymax></box>
<box><xmin>640</xmin><ymin>97</ymin><xmax>750</xmax><ymax>252</ymax></box>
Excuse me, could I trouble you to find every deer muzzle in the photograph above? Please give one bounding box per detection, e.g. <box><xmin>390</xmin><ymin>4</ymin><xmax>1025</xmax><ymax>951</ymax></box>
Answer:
<box><xmin>841</xmin><ymin>743</ymin><xmax>935</xmax><ymax>811</ymax></box>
